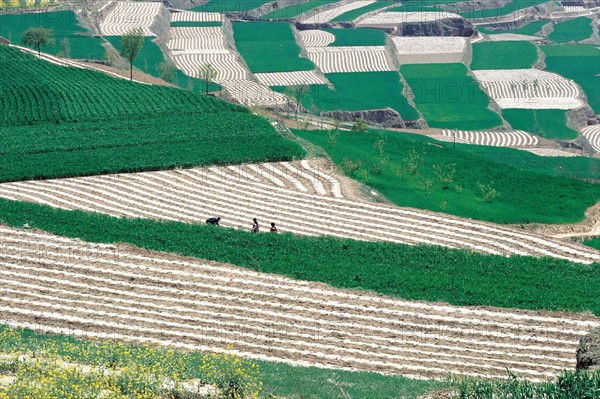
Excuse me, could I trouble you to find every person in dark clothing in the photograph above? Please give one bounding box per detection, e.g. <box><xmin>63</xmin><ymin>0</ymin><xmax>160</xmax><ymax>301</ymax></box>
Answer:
<box><xmin>206</xmin><ymin>217</ymin><xmax>221</xmax><ymax>225</ymax></box>
<box><xmin>270</xmin><ymin>222</ymin><xmax>278</xmax><ymax>233</ymax></box>
<box><xmin>251</xmin><ymin>218</ymin><xmax>259</xmax><ymax>233</ymax></box>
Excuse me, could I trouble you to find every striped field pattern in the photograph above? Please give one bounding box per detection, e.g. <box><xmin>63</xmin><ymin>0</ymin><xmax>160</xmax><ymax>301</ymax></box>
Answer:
<box><xmin>357</xmin><ymin>11</ymin><xmax>462</xmax><ymax>28</ymax></box>
<box><xmin>254</xmin><ymin>70</ymin><xmax>328</xmax><ymax>86</ymax></box>
<box><xmin>441</xmin><ymin>130</ymin><xmax>539</xmax><ymax>148</ymax></box>
<box><xmin>221</xmin><ymin>81</ymin><xmax>289</xmax><ymax>106</ymax></box>
<box><xmin>563</xmin><ymin>6</ymin><xmax>587</xmax><ymax>13</ymax></box>
<box><xmin>170</xmin><ymin>11</ymin><xmax>223</xmax><ymax>22</ymax></box>
<box><xmin>520</xmin><ymin>148</ymin><xmax>580</xmax><ymax>157</ymax></box>
<box><xmin>300</xmin><ymin>0</ymin><xmax>375</xmax><ymax>24</ymax></box>
<box><xmin>473</xmin><ymin>69</ymin><xmax>584</xmax><ymax>110</ymax></box>
<box><xmin>100</xmin><ymin>1</ymin><xmax>162</xmax><ymax>36</ymax></box>
<box><xmin>306</xmin><ymin>46</ymin><xmax>392</xmax><ymax>73</ymax></box>
<box><xmin>1</xmin><ymin>226</ymin><xmax>599</xmax><ymax>381</ymax></box>
<box><xmin>0</xmin><ymin>160</ymin><xmax>597</xmax><ymax>264</ymax></box>
<box><xmin>581</xmin><ymin>125</ymin><xmax>600</xmax><ymax>152</ymax></box>
<box><xmin>168</xmin><ymin>27</ymin><xmax>227</xmax><ymax>51</ymax></box>
<box><xmin>297</xmin><ymin>30</ymin><xmax>336</xmax><ymax>47</ymax></box>
<box><xmin>171</xmin><ymin>52</ymin><xmax>247</xmax><ymax>82</ymax></box>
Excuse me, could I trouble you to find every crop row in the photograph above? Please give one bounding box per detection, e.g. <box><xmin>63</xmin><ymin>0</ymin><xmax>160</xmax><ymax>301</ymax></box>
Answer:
<box><xmin>100</xmin><ymin>1</ymin><xmax>162</xmax><ymax>36</ymax></box>
<box><xmin>440</xmin><ymin>130</ymin><xmax>539</xmax><ymax>148</ymax></box>
<box><xmin>306</xmin><ymin>46</ymin><xmax>392</xmax><ymax>73</ymax></box>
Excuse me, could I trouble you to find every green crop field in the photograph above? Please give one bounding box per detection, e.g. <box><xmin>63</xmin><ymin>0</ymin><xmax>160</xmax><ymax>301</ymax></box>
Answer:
<box><xmin>2</xmin><ymin>198</ymin><xmax>600</xmax><ymax>315</ymax></box>
<box><xmin>0</xmin><ymin>10</ymin><xmax>105</xmax><ymax>59</ymax></box>
<box><xmin>191</xmin><ymin>0</ymin><xmax>273</xmax><ymax>12</ymax></box>
<box><xmin>460</xmin><ymin>0</ymin><xmax>548</xmax><ymax>19</ymax></box>
<box><xmin>294</xmin><ymin>128</ymin><xmax>599</xmax><ymax>224</ymax></box>
<box><xmin>170</xmin><ymin>21</ymin><xmax>223</xmax><ymax>27</ymax></box>
<box><xmin>584</xmin><ymin>237</ymin><xmax>600</xmax><ymax>251</ymax></box>
<box><xmin>273</xmin><ymin>71</ymin><xmax>419</xmax><ymax>120</ymax></box>
<box><xmin>549</xmin><ymin>17</ymin><xmax>593</xmax><ymax>43</ymax></box>
<box><xmin>0</xmin><ymin>45</ymin><xmax>304</xmax><ymax>182</ymax></box>
<box><xmin>0</xmin><ymin>325</ymin><xmax>437</xmax><ymax>399</ymax></box>
<box><xmin>478</xmin><ymin>19</ymin><xmax>548</xmax><ymax>36</ymax></box>
<box><xmin>542</xmin><ymin>45</ymin><xmax>600</xmax><ymax>113</ymax></box>
<box><xmin>502</xmin><ymin>109</ymin><xmax>578</xmax><ymax>140</ymax></box>
<box><xmin>232</xmin><ymin>21</ymin><xmax>314</xmax><ymax>72</ymax></box>
<box><xmin>401</xmin><ymin>63</ymin><xmax>502</xmax><ymax>130</ymax></box>
<box><xmin>471</xmin><ymin>41</ymin><xmax>538</xmax><ymax>70</ymax></box>
<box><xmin>106</xmin><ymin>36</ymin><xmax>220</xmax><ymax>93</ymax></box>
<box><xmin>261</xmin><ymin>0</ymin><xmax>338</xmax><ymax>19</ymax></box>
<box><xmin>324</xmin><ymin>28</ymin><xmax>387</xmax><ymax>46</ymax></box>
<box><xmin>331</xmin><ymin>1</ymin><xmax>396</xmax><ymax>21</ymax></box>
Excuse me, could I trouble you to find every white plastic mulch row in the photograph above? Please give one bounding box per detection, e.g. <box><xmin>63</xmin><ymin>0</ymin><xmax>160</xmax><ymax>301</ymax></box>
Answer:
<box><xmin>581</xmin><ymin>125</ymin><xmax>600</xmax><ymax>152</ymax></box>
<box><xmin>486</xmin><ymin>33</ymin><xmax>544</xmax><ymax>42</ymax></box>
<box><xmin>441</xmin><ymin>130</ymin><xmax>539</xmax><ymax>148</ymax></box>
<box><xmin>300</xmin><ymin>0</ymin><xmax>375</xmax><ymax>24</ymax></box>
<box><xmin>520</xmin><ymin>148</ymin><xmax>580</xmax><ymax>157</ymax></box>
<box><xmin>563</xmin><ymin>6</ymin><xmax>587</xmax><ymax>13</ymax></box>
<box><xmin>391</xmin><ymin>36</ymin><xmax>467</xmax><ymax>64</ymax></box>
<box><xmin>170</xmin><ymin>10</ymin><xmax>223</xmax><ymax>22</ymax></box>
<box><xmin>221</xmin><ymin>81</ymin><xmax>289</xmax><ymax>106</ymax></box>
<box><xmin>297</xmin><ymin>30</ymin><xmax>336</xmax><ymax>47</ymax></box>
<box><xmin>2</xmin><ymin>226</ymin><xmax>599</xmax><ymax>380</ymax></box>
<box><xmin>254</xmin><ymin>70</ymin><xmax>328</xmax><ymax>86</ymax></box>
<box><xmin>357</xmin><ymin>11</ymin><xmax>462</xmax><ymax>28</ymax></box>
<box><xmin>472</xmin><ymin>69</ymin><xmax>584</xmax><ymax>110</ymax></box>
<box><xmin>100</xmin><ymin>1</ymin><xmax>162</xmax><ymax>36</ymax></box>
<box><xmin>305</xmin><ymin>46</ymin><xmax>392</xmax><ymax>73</ymax></box>
<box><xmin>171</xmin><ymin>52</ymin><xmax>247</xmax><ymax>82</ymax></box>
<box><xmin>1</xmin><ymin>161</ymin><xmax>598</xmax><ymax>264</ymax></box>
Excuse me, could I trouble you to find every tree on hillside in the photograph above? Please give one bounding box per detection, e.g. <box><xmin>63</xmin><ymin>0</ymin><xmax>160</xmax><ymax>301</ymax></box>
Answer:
<box><xmin>284</xmin><ymin>84</ymin><xmax>308</xmax><ymax>120</ymax></box>
<box><xmin>197</xmin><ymin>63</ymin><xmax>217</xmax><ymax>95</ymax></box>
<box><xmin>57</xmin><ymin>37</ymin><xmax>71</xmax><ymax>58</ymax></box>
<box><xmin>119</xmin><ymin>28</ymin><xmax>144</xmax><ymax>81</ymax></box>
<box><xmin>22</xmin><ymin>27</ymin><xmax>55</xmax><ymax>59</ymax></box>
<box><xmin>158</xmin><ymin>61</ymin><xmax>176</xmax><ymax>83</ymax></box>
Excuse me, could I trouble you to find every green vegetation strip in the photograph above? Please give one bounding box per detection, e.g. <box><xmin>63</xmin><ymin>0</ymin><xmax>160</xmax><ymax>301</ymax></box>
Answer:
<box><xmin>0</xmin><ymin>10</ymin><xmax>104</xmax><ymax>59</ymax></box>
<box><xmin>549</xmin><ymin>17</ymin><xmax>593</xmax><ymax>43</ymax></box>
<box><xmin>106</xmin><ymin>36</ymin><xmax>220</xmax><ymax>93</ymax></box>
<box><xmin>478</xmin><ymin>19</ymin><xmax>548</xmax><ymax>36</ymax></box>
<box><xmin>401</xmin><ymin>63</ymin><xmax>502</xmax><ymax>130</ymax></box>
<box><xmin>471</xmin><ymin>41</ymin><xmax>538</xmax><ymax>70</ymax></box>
<box><xmin>331</xmin><ymin>1</ymin><xmax>396</xmax><ymax>21</ymax></box>
<box><xmin>232</xmin><ymin>21</ymin><xmax>314</xmax><ymax>73</ymax></box>
<box><xmin>261</xmin><ymin>0</ymin><xmax>338</xmax><ymax>19</ymax></box>
<box><xmin>460</xmin><ymin>0</ymin><xmax>548</xmax><ymax>19</ymax></box>
<box><xmin>170</xmin><ymin>21</ymin><xmax>223</xmax><ymax>27</ymax></box>
<box><xmin>0</xmin><ymin>326</ymin><xmax>436</xmax><ymax>399</ymax></box>
<box><xmin>502</xmin><ymin>109</ymin><xmax>578</xmax><ymax>140</ymax></box>
<box><xmin>324</xmin><ymin>28</ymin><xmax>387</xmax><ymax>46</ymax></box>
<box><xmin>0</xmin><ymin>113</ymin><xmax>304</xmax><ymax>183</ymax></box>
<box><xmin>542</xmin><ymin>45</ymin><xmax>600</xmax><ymax>113</ymax></box>
<box><xmin>293</xmin><ymin>128</ymin><xmax>599</xmax><ymax>224</ymax></box>
<box><xmin>584</xmin><ymin>238</ymin><xmax>600</xmax><ymax>251</ymax></box>
<box><xmin>1</xmin><ymin>198</ymin><xmax>600</xmax><ymax>315</ymax></box>
<box><xmin>192</xmin><ymin>0</ymin><xmax>273</xmax><ymax>12</ymax></box>
<box><xmin>272</xmin><ymin>71</ymin><xmax>419</xmax><ymax>120</ymax></box>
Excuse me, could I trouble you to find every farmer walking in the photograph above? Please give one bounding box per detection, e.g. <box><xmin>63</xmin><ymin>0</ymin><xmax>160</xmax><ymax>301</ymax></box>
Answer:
<box><xmin>270</xmin><ymin>222</ymin><xmax>278</xmax><ymax>233</ymax></box>
<box><xmin>251</xmin><ymin>218</ymin><xmax>260</xmax><ymax>233</ymax></box>
<box><xmin>206</xmin><ymin>217</ymin><xmax>221</xmax><ymax>225</ymax></box>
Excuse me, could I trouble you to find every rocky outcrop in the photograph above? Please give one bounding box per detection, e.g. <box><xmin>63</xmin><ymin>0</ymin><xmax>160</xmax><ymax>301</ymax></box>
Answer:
<box><xmin>577</xmin><ymin>328</ymin><xmax>600</xmax><ymax>371</ymax></box>
<box><xmin>394</xmin><ymin>18</ymin><xmax>476</xmax><ymax>37</ymax></box>
<box><xmin>567</xmin><ymin>106</ymin><xmax>597</xmax><ymax>130</ymax></box>
<box><xmin>321</xmin><ymin>108</ymin><xmax>427</xmax><ymax>129</ymax></box>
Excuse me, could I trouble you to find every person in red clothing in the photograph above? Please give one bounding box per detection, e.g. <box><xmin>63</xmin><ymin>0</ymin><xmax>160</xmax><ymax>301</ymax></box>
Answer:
<box><xmin>270</xmin><ymin>222</ymin><xmax>278</xmax><ymax>233</ymax></box>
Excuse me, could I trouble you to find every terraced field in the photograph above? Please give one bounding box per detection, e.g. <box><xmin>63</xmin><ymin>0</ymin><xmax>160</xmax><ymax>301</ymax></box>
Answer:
<box><xmin>440</xmin><ymin>130</ymin><xmax>539</xmax><ymax>148</ymax></box>
<box><xmin>305</xmin><ymin>46</ymin><xmax>392</xmax><ymax>73</ymax></box>
<box><xmin>301</xmin><ymin>0</ymin><xmax>376</xmax><ymax>23</ymax></box>
<box><xmin>1</xmin><ymin>225</ymin><xmax>599</xmax><ymax>381</ymax></box>
<box><xmin>582</xmin><ymin>125</ymin><xmax>600</xmax><ymax>152</ymax></box>
<box><xmin>357</xmin><ymin>11</ymin><xmax>462</xmax><ymax>28</ymax></box>
<box><xmin>391</xmin><ymin>36</ymin><xmax>467</xmax><ymax>64</ymax></box>
<box><xmin>254</xmin><ymin>71</ymin><xmax>327</xmax><ymax>86</ymax></box>
<box><xmin>297</xmin><ymin>30</ymin><xmax>336</xmax><ymax>47</ymax></box>
<box><xmin>472</xmin><ymin>69</ymin><xmax>584</xmax><ymax>110</ymax></box>
<box><xmin>1</xmin><ymin>160</ymin><xmax>598</xmax><ymax>263</ymax></box>
<box><xmin>100</xmin><ymin>1</ymin><xmax>162</xmax><ymax>36</ymax></box>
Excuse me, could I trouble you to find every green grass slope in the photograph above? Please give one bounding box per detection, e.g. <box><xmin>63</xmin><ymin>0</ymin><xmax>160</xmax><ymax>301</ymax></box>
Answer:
<box><xmin>542</xmin><ymin>45</ymin><xmax>600</xmax><ymax>113</ymax></box>
<box><xmin>549</xmin><ymin>17</ymin><xmax>593</xmax><ymax>43</ymax></box>
<box><xmin>324</xmin><ymin>28</ymin><xmax>387</xmax><ymax>46</ymax></box>
<box><xmin>401</xmin><ymin>63</ymin><xmax>502</xmax><ymax>130</ymax></box>
<box><xmin>294</xmin><ymin>128</ymin><xmax>599</xmax><ymax>224</ymax></box>
<box><xmin>502</xmin><ymin>109</ymin><xmax>578</xmax><ymax>140</ymax></box>
<box><xmin>232</xmin><ymin>21</ymin><xmax>314</xmax><ymax>72</ymax></box>
<box><xmin>273</xmin><ymin>71</ymin><xmax>419</xmax><ymax>120</ymax></box>
<box><xmin>261</xmin><ymin>0</ymin><xmax>338</xmax><ymax>19</ymax></box>
<box><xmin>471</xmin><ymin>41</ymin><xmax>538</xmax><ymax>70</ymax></box>
<box><xmin>584</xmin><ymin>237</ymin><xmax>600</xmax><ymax>251</ymax></box>
<box><xmin>0</xmin><ymin>45</ymin><xmax>304</xmax><ymax>182</ymax></box>
<box><xmin>0</xmin><ymin>10</ymin><xmax>104</xmax><ymax>59</ymax></box>
<box><xmin>2</xmin><ymin>199</ymin><xmax>600</xmax><ymax>315</ymax></box>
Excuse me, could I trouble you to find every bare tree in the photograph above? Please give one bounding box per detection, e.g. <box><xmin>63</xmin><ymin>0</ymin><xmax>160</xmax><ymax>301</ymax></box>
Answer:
<box><xmin>119</xmin><ymin>27</ymin><xmax>144</xmax><ymax>81</ymax></box>
<box><xmin>284</xmin><ymin>84</ymin><xmax>308</xmax><ymax>120</ymax></box>
<box><xmin>158</xmin><ymin>61</ymin><xmax>177</xmax><ymax>83</ymax></box>
<box><xmin>197</xmin><ymin>63</ymin><xmax>217</xmax><ymax>95</ymax></box>
<box><xmin>22</xmin><ymin>27</ymin><xmax>55</xmax><ymax>59</ymax></box>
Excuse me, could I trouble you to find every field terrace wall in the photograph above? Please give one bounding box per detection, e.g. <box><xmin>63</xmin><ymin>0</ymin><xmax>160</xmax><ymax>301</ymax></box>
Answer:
<box><xmin>1</xmin><ymin>225</ymin><xmax>600</xmax><ymax>381</ymax></box>
<box><xmin>0</xmin><ymin>160</ymin><xmax>598</xmax><ymax>264</ymax></box>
